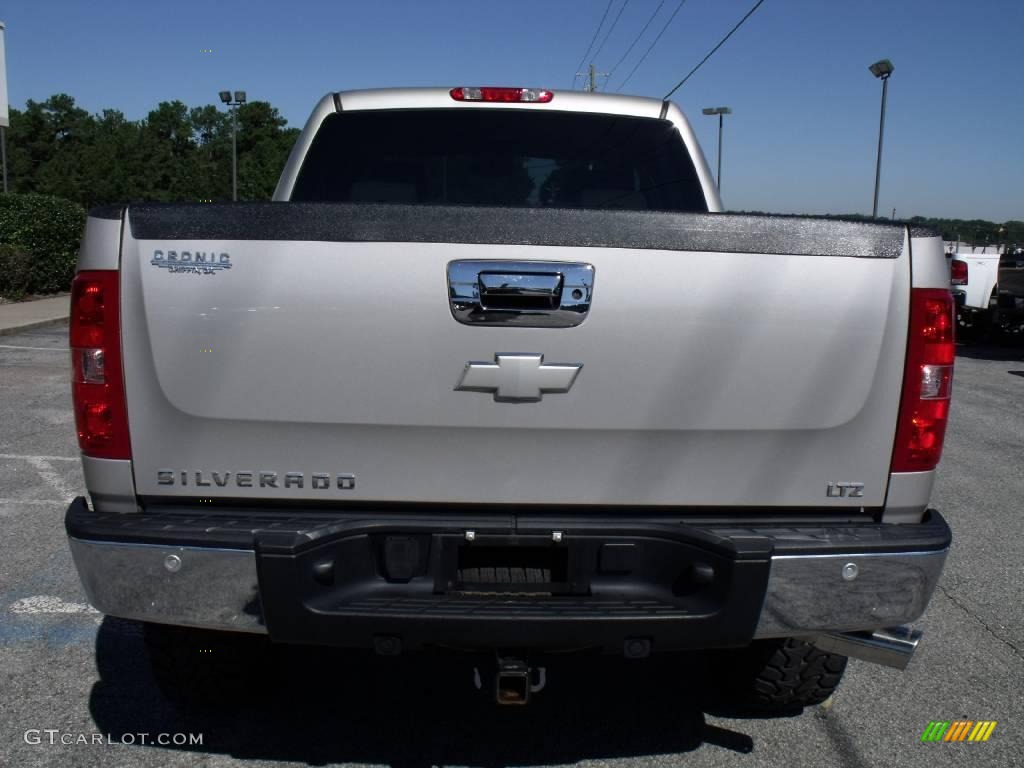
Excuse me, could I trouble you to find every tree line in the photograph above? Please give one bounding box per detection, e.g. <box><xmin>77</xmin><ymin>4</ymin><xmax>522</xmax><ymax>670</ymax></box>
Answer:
<box><xmin>838</xmin><ymin>213</ymin><xmax>1023</xmax><ymax>248</ymax></box>
<box><xmin>903</xmin><ymin>216</ymin><xmax>1022</xmax><ymax>249</ymax></box>
<box><xmin>2</xmin><ymin>93</ymin><xmax>1020</xmax><ymax>247</ymax></box>
<box><xmin>3</xmin><ymin>94</ymin><xmax>299</xmax><ymax>207</ymax></box>
<box><xmin>733</xmin><ymin>211</ymin><xmax>1022</xmax><ymax>249</ymax></box>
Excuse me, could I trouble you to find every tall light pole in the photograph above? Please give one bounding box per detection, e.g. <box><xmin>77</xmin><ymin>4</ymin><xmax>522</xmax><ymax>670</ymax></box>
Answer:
<box><xmin>219</xmin><ymin>90</ymin><xmax>246</xmax><ymax>201</ymax></box>
<box><xmin>1</xmin><ymin>20</ymin><xmax>10</xmax><ymax>194</ymax></box>
<box><xmin>701</xmin><ymin>107</ymin><xmax>732</xmax><ymax>193</ymax></box>
<box><xmin>868</xmin><ymin>59</ymin><xmax>894</xmax><ymax>218</ymax></box>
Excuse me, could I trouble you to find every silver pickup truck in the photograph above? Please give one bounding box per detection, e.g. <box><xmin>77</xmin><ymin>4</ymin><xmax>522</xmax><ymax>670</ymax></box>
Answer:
<box><xmin>66</xmin><ymin>86</ymin><xmax>954</xmax><ymax>709</ymax></box>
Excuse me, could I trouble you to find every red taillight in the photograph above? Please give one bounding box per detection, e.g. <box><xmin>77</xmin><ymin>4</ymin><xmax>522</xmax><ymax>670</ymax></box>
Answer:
<box><xmin>450</xmin><ymin>87</ymin><xmax>554</xmax><ymax>103</ymax></box>
<box><xmin>70</xmin><ymin>271</ymin><xmax>131</xmax><ymax>459</ymax></box>
<box><xmin>891</xmin><ymin>288</ymin><xmax>955</xmax><ymax>473</ymax></box>
<box><xmin>950</xmin><ymin>259</ymin><xmax>968</xmax><ymax>286</ymax></box>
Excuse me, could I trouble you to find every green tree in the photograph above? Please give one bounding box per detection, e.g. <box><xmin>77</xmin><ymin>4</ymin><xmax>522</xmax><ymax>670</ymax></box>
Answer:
<box><xmin>4</xmin><ymin>93</ymin><xmax>299</xmax><ymax>206</ymax></box>
<box><xmin>6</xmin><ymin>94</ymin><xmax>93</xmax><ymax>196</ymax></box>
<box><xmin>234</xmin><ymin>101</ymin><xmax>299</xmax><ymax>200</ymax></box>
<box><xmin>189</xmin><ymin>105</ymin><xmax>232</xmax><ymax>200</ymax></box>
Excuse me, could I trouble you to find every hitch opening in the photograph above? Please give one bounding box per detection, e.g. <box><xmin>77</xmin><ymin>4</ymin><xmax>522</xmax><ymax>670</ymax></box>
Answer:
<box><xmin>496</xmin><ymin>656</ymin><xmax>531</xmax><ymax>705</ymax></box>
<box><xmin>476</xmin><ymin>655</ymin><xmax>547</xmax><ymax>705</ymax></box>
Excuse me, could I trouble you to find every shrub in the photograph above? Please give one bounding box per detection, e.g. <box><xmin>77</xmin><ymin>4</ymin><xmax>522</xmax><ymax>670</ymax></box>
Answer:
<box><xmin>0</xmin><ymin>244</ymin><xmax>33</xmax><ymax>300</ymax></box>
<box><xmin>0</xmin><ymin>193</ymin><xmax>86</xmax><ymax>294</ymax></box>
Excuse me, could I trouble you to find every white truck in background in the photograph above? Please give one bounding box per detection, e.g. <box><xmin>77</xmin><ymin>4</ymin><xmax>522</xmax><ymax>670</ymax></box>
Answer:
<box><xmin>994</xmin><ymin>248</ymin><xmax>1024</xmax><ymax>333</ymax></box>
<box><xmin>949</xmin><ymin>249</ymin><xmax>1000</xmax><ymax>334</ymax></box>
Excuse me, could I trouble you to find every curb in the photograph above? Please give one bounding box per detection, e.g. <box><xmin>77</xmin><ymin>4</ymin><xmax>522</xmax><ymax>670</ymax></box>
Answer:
<box><xmin>0</xmin><ymin>315</ymin><xmax>70</xmax><ymax>337</ymax></box>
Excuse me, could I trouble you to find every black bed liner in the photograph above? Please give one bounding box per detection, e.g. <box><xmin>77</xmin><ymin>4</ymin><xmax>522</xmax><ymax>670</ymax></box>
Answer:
<box><xmin>121</xmin><ymin>202</ymin><xmax>907</xmax><ymax>259</ymax></box>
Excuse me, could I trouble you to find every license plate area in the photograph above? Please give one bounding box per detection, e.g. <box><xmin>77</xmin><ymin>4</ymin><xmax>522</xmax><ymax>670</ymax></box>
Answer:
<box><xmin>453</xmin><ymin>544</ymin><xmax>571</xmax><ymax>595</ymax></box>
<box><xmin>438</xmin><ymin>536</ymin><xmax>582</xmax><ymax>595</ymax></box>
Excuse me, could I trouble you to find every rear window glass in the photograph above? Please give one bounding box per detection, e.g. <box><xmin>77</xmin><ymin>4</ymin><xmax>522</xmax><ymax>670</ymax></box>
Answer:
<box><xmin>290</xmin><ymin>109</ymin><xmax>708</xmax><ymax>212</ymax></box>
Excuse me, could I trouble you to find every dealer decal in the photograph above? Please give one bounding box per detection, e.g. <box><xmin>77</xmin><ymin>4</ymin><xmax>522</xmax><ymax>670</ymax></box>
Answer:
<box><xmin>151</xmin><ymin>249</ymin><xmax>231</xmax><ymax>275</ymax></box>
<box><xmin>921</xmin><ymin>720</ymin><xmax>997</xmax><ymax>742</ymax></box>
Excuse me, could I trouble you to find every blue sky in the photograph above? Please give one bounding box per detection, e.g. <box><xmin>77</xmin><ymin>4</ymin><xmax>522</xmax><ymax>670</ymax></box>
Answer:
<box><xmin>2</xmin><ymin>0</ymin><xmax>1022</xmax><ymax>220</ymax></box>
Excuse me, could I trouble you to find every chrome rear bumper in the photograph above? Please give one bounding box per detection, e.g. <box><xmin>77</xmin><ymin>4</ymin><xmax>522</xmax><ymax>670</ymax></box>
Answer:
<box><xmin>69</xmin><ymin>538</ymin><xmax>264</xmax><ymax>633</ymax></box>
<box><xmin>68</xmin><ymin>531</ymin><xmax>948</xmax><ymax>649</ymax></box>
<box><xmin>752</xmin><ymin>549</ymin><xmax>947</xmax><ymax>638</ymax></box>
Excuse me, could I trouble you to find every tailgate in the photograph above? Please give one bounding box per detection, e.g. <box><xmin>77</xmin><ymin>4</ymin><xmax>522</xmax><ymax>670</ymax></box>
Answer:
<box><xmin>120</xmin><ymin>204</ymin><xmax>910</xmax><ymax>509</ymax></box>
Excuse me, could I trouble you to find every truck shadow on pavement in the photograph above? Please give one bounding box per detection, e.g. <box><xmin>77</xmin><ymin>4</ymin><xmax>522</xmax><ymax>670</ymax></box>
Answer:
<box><xmin>955</xmin><ymin>339</ymin><xmax>1024</xmax><ymax>362</ymax></box>
<box><xmin>88</xmin><ymin>618</ymin><xmax>779</xmax><ymax>765</ymax></box>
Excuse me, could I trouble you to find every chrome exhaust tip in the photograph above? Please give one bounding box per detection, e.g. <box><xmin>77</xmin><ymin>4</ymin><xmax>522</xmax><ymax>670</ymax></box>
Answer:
<box><xmin>811</xmin><ymin>625</ymin><xmax>922</xmax><ymax>670</ymax></box>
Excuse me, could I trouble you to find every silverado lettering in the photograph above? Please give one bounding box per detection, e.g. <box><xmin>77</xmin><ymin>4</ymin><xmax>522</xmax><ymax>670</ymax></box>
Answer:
<box><xmin>155</xmin><ymin>469</ymin><xmax>355</xmax><ymax>489</ymax></box>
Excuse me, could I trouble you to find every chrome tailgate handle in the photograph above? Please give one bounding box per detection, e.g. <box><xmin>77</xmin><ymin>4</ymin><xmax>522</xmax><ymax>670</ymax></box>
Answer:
<box><xmin>478</xmin><ymin>271</ymin><xmax>563</xmax><ymax>310</ymax></box>
<box><xmin>448</xmin><ymin>260</ymin><xmax>594</xmax><ymax>328</ymax></box>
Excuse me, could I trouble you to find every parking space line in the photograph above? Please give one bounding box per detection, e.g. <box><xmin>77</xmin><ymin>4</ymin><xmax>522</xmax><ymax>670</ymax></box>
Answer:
<box><xmin>0</xmin><ymin>454</ymin><xmax>79</xmax><ymax>462</ymax></box>
<box><xmin>0</xmin><ymin>344</ymin><xmax>66</xmax><ymax>352</ymax></box>
<box><xmin>0</xmin><ymin>499</ymin><xmax>70</xmax><ymax>506</ymax></box>
<box><xmin>8</xmin><ymin>595</ymin><xmax>98</xmax><ymax>615</ymax></box>
<box><xmin>25</xmin><ymin>457</ymin><xmax>79</xmax><ymax>502</ymax></box>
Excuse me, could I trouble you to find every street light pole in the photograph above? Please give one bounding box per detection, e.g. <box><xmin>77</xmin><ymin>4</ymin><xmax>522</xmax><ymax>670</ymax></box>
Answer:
<box><xmin>1</xmin><ymin>20</ymin><xmax>8</xmax><ymax>193</ymax></box>
<box><xmin>1</xmin><ymin>128</ymin><xmax>7</xmax><ymax>194</ymax></box>
<box><xmin>716</xmin><ymin>112</ymin><xmax>724</xmax><ymax>188</ymax></box>
<box><xmin>701</xmin><ymin>107</ymin><xmax>732</xmax><ymax>193</ymax></box>
<box><xmin>869</xmin><ymin>59</ymin><xmax>894</xmax><ymax>219</ymax></box>
<box><xmin>231</xmin><ymin>105</ymin><xmax>238</xmax><ymax>201</ymax></box>
<box><xmin>219</xmin><ymin>90</ymin><xmax>246</xmax><ymax>201</ymax></box>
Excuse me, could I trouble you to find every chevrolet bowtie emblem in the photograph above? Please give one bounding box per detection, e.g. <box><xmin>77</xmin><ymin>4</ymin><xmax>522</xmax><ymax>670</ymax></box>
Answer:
<box><xmin>455</xmin><ymin>353</ymin><xmax>583</xmax><ymax>403</ymax></box>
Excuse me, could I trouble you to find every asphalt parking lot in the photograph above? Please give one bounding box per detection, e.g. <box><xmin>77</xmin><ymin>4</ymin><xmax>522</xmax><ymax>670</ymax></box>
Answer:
<box><xmin>1</xmin><ymin>322</ymin><xmax>1021</xmax><ymax>768</ymax></box>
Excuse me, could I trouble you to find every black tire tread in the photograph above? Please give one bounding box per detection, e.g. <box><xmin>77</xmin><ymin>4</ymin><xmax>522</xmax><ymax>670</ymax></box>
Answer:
<box><xmin>708</xmin><ymin>637</ymin><xmax>848</xmax><ymax>713</ymax></box>
<box><xmin>746</xmin><ymin>638</ymin><xmax>847</xmax><ymax>709</ymax></box>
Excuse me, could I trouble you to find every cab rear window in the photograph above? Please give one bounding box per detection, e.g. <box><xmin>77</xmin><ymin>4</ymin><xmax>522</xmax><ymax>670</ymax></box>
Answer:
<box><xmin>290</xmin><ymin>109</ymin><xmax>708</xmax><ymax>212</ymax></box>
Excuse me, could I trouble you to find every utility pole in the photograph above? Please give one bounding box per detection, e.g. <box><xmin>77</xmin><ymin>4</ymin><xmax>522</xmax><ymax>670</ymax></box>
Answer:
<box><xmin>576</xmin><ymin>63</ymin><xmax>609</xmax><ymax>92</ymax></box>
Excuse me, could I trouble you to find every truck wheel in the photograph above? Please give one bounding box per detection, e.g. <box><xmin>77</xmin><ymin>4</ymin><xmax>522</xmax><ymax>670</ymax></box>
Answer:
<box><xmin>956</xmin><ymin>306</ymin><xmax>991</xmax><ymax>341</ymax></box>
<box><xmin>707</xmin><ymin>638</ymin><xmax>848</xmax><ymax>713</ymax></box>
<box><xmin>143</xmin><ymin>622</ymin><xmax>275</xmax><ymax>710</ymax></box>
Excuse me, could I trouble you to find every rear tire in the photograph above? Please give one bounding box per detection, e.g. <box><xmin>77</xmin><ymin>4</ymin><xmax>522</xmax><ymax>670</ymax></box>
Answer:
<box><xmin>143</xmin><ymin>622</ymin><xmax>275</xmax><ymax>710</ymax></box>
<box><xmin>707</xmin><ymin>637</ymin><xmax>848</xmax><ymax>714</ymax></box>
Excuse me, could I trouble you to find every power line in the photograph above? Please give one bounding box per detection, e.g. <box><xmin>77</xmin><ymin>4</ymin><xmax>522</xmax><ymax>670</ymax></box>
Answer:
<box><xmin>571</xmin><ymin>0</ymin><xmax>615</xmax><ymax>89</ymax></box>
<box><xmin>591</xmin><ymin>0</ymin><xmax>632</xmax><ymax>68</ymax></box>
<box><xmin>606</xmin><ymin>0</ymin><xmax>666</xmax><ymax>83</ymax></box>
<box><xmin>664</xmin><ymin>0</ymin><xmax>766</xmax><ymax>98</ymax></box>
<box><xmin>616</xmin><ymin>0</ymin><xmax>691</xmax><ymax>92</ymax></box>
